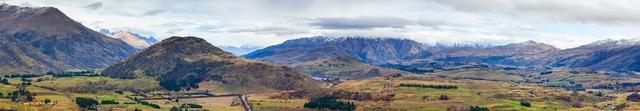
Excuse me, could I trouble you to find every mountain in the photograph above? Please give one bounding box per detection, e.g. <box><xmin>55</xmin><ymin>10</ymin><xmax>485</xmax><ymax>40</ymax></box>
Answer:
<box><xmin>243</xmin><ymin>37</ymin><xmax>427</xmax><ymax>79</ymax></box>
<box><xmin>100</xmin><ymin>29</ymin><xmax>159</xmax><ymax>49</ymax></box>
<box><xmin>244</xmin><ymin>37</ymin><xmax>432</xmax><ymax>64</ymax></box>
<box><xmin>0</xmin><ymin>4</ymin><xmax>137</xmax><ymax>73</ymax></box>
<box><xmin>432</xmin><ymin>41</ymin><xmax>559</xmax><ymax>57</ymax></box>
<box><xmin>515</xmin><ymin>39</ymin><xmax>640</xmax><ymax>72</ymax></box>
<box><xmin>427</xmin><ymin>41</ymin><xmax>559</xmax><ymax>65</ymax></box>
<box><xmin>102</xmin><ymin>36</ymin><xmax>320</xmax><ymax>93</ymax></box>
<box><xmin>218</xmin><ymin>45</ymin><xmax>263</xmax><ymax>56</ymax></box>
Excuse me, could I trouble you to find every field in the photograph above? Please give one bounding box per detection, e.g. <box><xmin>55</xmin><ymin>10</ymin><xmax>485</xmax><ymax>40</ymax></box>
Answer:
<box><xmin>1</xmin><ymin>69</ymin><xmax>640</xmax><ymax>111</ymax></box>
<box><xmin>328</xmin><ymin>74</ymin><xmax>637</xmax><ymax>111</ymax></box>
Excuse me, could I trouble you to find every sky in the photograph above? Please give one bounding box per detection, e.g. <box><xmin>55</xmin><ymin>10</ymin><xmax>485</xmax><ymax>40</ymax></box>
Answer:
<box><xmin>4</xmin><ymin>0</ymin><xmax>640</xmax><ymax>49</ymax></box>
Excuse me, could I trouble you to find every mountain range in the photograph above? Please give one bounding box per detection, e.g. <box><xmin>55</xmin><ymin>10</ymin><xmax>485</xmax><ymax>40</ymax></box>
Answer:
<box><xmin>2</xmin><ymin>3</ymin><xmax>640</xmax><ymax>84</ymax></box>
<box><xmin>0</xmin><ymin>4</ymin><xmax>137</xmax><ymax>74</ymax></box>
<box><xmin>244</xmin><ymin>36</ymin><xmax>640</xmax><ymax>75</ymax></box>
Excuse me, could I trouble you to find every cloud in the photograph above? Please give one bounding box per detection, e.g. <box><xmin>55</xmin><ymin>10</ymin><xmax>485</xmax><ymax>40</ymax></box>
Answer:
<box><xmin>196</xmin><ymin>25</ymin><xmax>222</xmax><ymax>33</ymax></box>
<box><xmin>19</xmin><ymin>2</ymin><xmax>32</xmax><ymax>7</ymax></box>
<box><xmin>309</xmin><ymin>16</ymin><xmax>418</xmax><ymax>29</ymax></box>
<box><xmin>84</xmin><ymin>1</ymin><xmax>103</xmax><ymax>10</ymax></box>
<box><xmin>8</xmin><ymin>0</ymin><xmax>640</xmax><ymax>49</ymax></box>
<box><xmin>429</xmin><ymin>0</ymin><xmax>640</xmax><ymax>26</ymax></box>
<box><xmin>143</xmin><ymin>9</ymin><xmax>167</xmax><ymax>16</ymax></box>
<box><xmin>226</xmin><ymin>26</ymin><xmax>310</xmax><ymax>36</ymax></box>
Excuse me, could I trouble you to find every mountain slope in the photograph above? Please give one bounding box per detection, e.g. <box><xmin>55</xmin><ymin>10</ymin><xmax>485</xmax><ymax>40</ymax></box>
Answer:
<box><xmin>102</xmin><ymin>36</ymin><xmax>320</xmax><ymax>93</ymax></box>
<box><xmin>0</xmin><ymin>4</ymin><xmax>137</xmax><ymax>73</ymax></box>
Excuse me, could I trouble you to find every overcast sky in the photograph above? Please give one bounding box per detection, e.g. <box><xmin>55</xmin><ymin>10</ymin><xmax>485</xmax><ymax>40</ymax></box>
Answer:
<box><xmin>4</xmin><ymin>0</ymin><xmax>640</xmax><ymax>49</ymax></box>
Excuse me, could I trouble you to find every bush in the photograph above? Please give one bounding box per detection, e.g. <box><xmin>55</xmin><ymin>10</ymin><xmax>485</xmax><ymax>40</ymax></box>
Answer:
<box><xmin>75</xmin><ymin>97</ymin><xmax>98</xmax><ymax>108</ymax></box>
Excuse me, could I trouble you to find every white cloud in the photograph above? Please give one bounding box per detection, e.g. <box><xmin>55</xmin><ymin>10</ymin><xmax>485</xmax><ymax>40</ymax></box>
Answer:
<box><xmin>3</xmin><ymin>0</ymin><xmax>640</xmax><ymax>49</ymax></box>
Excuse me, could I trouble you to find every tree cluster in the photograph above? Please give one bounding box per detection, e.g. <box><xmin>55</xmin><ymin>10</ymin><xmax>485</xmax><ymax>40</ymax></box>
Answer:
<box><xmin>469</xmin><ymin>105</ymin><xmax>490</xmax><ymax>111</ymax></box>
<box><xmin>160</xmin><ymin>74</ymin><xmax>203</xmax><ymax>91</ymax></box>
<box><xmin>101</xmin><ymin>99</ymin><xmax>119</xmax><ymax>104</ymax></box>
<box><xmin>627</xmin><ymin>92</ymin><xmax>640</xmax><ymax>102</ymax></box>
<box><xmin>304</xmin><ymin>96</ymin><xmax>356</xmax><ymax>111</ymax></box>
<box><xmin>400</xmin><ymin>83</ymin><xmax>458</xmax><ymax>89</ymax></box>
<box><xmin>9</xmin><ymin>84</ymin><xmax>34</xmax><ymax>102</ymax></box>
<box><xmin>133</xmin><ymin>98</ymin><xmax>160</xmax><ymax>109</ymax></box>
<box><xmin>181</xmin><ymin>103</ymin><xmax>203</xmax><ymax>109</ymax></box>
<box><xmin>75</xmin><ymin>97</ymin><xmax>98</xmax><ymax>108</ymax></box>
<box><xmin>46</xmin><ymin>70</ymin><xmax>99</xmax><ymax>77</ymax></box>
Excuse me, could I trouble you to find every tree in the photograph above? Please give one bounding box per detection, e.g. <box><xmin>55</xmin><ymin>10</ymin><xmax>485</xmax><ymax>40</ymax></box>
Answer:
<box><xmin>439</xmin><ymin>94</ymin><xmax>450</xmax><ymax>100</ymax></box>
<box><xmin>44</xmin><ymin>98</ymin><xmax>51</xmax><ymax>104</ymax></box>
<box><xmin>170</xmin><ymin>106</ymin><xmax>180</xmax><ymax>111</ymax></box>
<box><xmin>520</xmin><ymin>99</ymin><xmax>532</xmax><ymax>107</ymax></box>
<box><xmin>1</xmin><ymin>79</ymin><xmax>8</xmax><ymax>85</ymax></box>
